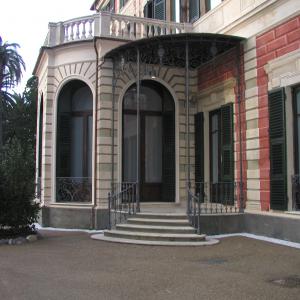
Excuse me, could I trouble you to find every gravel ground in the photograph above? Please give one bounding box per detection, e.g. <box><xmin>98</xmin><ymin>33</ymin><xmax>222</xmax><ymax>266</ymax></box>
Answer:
<box><xmin>0</xmin><ymin>230</ymin><xmax>299</xmax><ymax>300</ymax></box>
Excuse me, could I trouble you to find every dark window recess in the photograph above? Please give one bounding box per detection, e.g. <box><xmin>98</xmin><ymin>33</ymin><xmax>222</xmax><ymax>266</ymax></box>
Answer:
<box><xmin>269</xmin><ymin>88</ymin><xmax>287</xmax><ymax>210</ymax></box>
<box><xmin>144</xmin><ymin>0</ymin><xmax>153</xmax><ymax>18</ymax></box>
<box><xmin>194</xmin><ymin>112</ymin><xmax>204</xmax><ymax>201</ymax></box>
<box><xmin>162</xmin><ymin>113</ymin><xmax>175</xmax><ymax>202</ymax></box>
<box><xmin>208</xmin><ymin>104</ymin><xmax>234</xmax><ymax>204</ymax></box>
<box><xmin>57</xmin><ymin>114</ymin><xmax>71</xmax><ymax>177</ymax></box>
<box><xmin>189</xmin><ymin>0</ymin><xmax>200</xmax><ymax>22</ymax></box>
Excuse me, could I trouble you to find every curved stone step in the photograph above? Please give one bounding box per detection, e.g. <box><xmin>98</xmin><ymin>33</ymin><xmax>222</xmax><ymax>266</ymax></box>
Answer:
<box><xmin>103</xmin><ymin>230</ymin><xmax>206</xmax><ymax>242</ymax></box>
<box><xmin>127</xmin><ymin>218</ymin><xmax>190</xmax><ymax>227</ymax></box>
<box><xmin>135</xmin><ymin>213</ymin><xmax>187</xmax><ymax>220</ymax></box>
<box><xmin>116</xmin><ymin>223</ymin><xmax>195</xmax><ymax>234</ymax></box>
<box><xmin>91</xmin><ymin>233</ymin><xmax>219</xmax><ymax>246</ymax></box>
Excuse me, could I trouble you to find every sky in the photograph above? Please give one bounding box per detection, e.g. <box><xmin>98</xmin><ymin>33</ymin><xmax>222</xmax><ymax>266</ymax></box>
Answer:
<box><xmin>1</xmin><ymin>0</ymin><xmax>94</xmax><ymax>93</ymax></box>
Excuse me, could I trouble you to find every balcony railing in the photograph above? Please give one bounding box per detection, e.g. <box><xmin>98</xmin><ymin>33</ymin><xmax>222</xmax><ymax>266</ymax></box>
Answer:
<box><xmin>56</xmin><ymin>177</ymin><xmax>92</xmax><ymax>203</ymax></box>
<box><xmin>187</xmin><ymin>181</ymin><xmax>243</xmax><ymax>234</ymax></box>
<box><xmin>292</xmin><ymin>175</ymin><xmax>300</xmax><ymax>211</ymax></box>
<box><xmin>45</xmin><ymin>11</ymin><xmax>192</xmax><ymax>47</ymax></box>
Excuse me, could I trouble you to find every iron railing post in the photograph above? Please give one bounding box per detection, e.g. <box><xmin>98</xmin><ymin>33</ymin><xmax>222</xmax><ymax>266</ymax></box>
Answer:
<box><xmin>185</xmin><ymin>39</ymin><xmax>191</xmax><ymax>217</ymax></box>
<box><xmin>108</xmin><ymin>192</ymin><xmax>111</xmax><ymax>229</ymax></box>
<box><xmin>136</xmin><ymin>47</ymin><xmax>141</xmax><ymax>212</ymax></box>
<box><xmin>197</xmin><ymin>192</ymin><xmax>200</xmax><ymax>235</ymax></box>
<box><xmin>236</xmin><ymin>44</ymin><xmax>244</xmax><ymax>213</ymax></box>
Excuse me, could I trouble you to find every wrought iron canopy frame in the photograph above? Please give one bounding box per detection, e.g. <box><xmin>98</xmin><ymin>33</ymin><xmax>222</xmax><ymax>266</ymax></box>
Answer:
<box><xmin>104</xmin><ymin>33</ymin><xmax>244</xmax><ymax>69</ymax></box>
<box><xmin>104</xmin><ymin>33</ymin><xmax>245</xmax><ymax>213</ymax></box>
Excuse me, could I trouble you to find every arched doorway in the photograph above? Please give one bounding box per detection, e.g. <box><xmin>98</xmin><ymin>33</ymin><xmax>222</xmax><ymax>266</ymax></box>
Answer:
<box><xmin>122</xmin><ymin>80</ymin><xmax>175</xmax><ymax>202</ymax></box>
<box><xmin>56</xmin><ymin>80</ymin><xmax>93</xmax><ymax>202</ymax></box>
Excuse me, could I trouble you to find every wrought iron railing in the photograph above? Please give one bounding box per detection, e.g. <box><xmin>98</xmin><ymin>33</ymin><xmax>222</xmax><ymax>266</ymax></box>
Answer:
<box><xmin>108</xmin><ymin>182</ymin><xmax>138</xmax><ymax>229</ymax></box>
<box><xmin>292</xmin><ymin>175</ymin><xmax>300</xmax><ymax>211</ymax></box>
<box><xmin>187</xmin><ymin>181</ymin><xmax>242</xmax><ymax>234</ymax></box>
<box><xmin>56</xmin><ymin>177</ymin><xmax>92</xmax><ymax>202</ymax></box>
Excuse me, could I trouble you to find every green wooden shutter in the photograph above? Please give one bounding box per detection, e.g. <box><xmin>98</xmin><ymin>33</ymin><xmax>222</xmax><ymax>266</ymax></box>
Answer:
<box><xmin>194</xmin><ymin>112</ymin><xmax>204</xmax><ymax>201</ymax></box>
<box><xmin>269</xmin><ymin>88</ymin><xmax>287</xmax><ymax>210</ymax></box>
<box><xmin>171</xmin><ymin>0</ymin><xmax>176</xmax><ymax>21</ymax></box>
<box><xmin>154</xmin><ymin>0</ymin><xmax>165</xmax><ymax>20</ymax></box>
<box><xmin>189</xmin><ymin>0</ymin><xmax>200</xmax><ymax>22</ymax></box>
<box><xmin>57</xmin><ymin>113</ymin><xmax>71</xmax><ymax>177</ymax></box>
<box><xmin>162</xmin><ymin>113</ymin><xmax>175</xmax><ymax>202</ymax></box>
<box><xmin>221</xmin><ymin>103</ymin><xmax>234</xmax><ymax>204</ymax></box>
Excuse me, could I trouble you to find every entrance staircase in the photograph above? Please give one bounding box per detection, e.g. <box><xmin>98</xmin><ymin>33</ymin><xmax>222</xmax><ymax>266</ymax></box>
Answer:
<box><xmin>91</xmin><ymin>212</ymin><xmax>219</xmax><ymax>246</ymax></box>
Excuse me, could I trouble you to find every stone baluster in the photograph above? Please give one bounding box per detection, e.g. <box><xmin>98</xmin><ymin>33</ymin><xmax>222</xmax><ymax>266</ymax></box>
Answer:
<box><xmin>76</xmin><ymin>22</ymin><xmax>80</xmax><ymax>39</ymax></box>
<box><xmin>70</xmin><ymin>23</ymin><xmax>75</xmax><ymax>40</ymax></box>
<box><xmin>143</xmin><ymin>23</ymin><xmax>147</xmax><ymax>38</ymax></box>
<box><xmin>82</xmin><ymin>20</ymin><xmax>87</xmax><ymax>39</ymax></box>
<box><xmin>149</xmin><ymin>25</ymin><xmax>154</xmax><ymax>37</ymax></box>
<box><xmin>135</xmin><ymin>21</ymin><xmax>141</xmax><ymax>39</ymax></box>
<box><xmin>88</xmin><ymin>19</ymin><xmax>93</xmax><ymax>37</ymax></box>
<box><xmin>129</xmin><ymin>21</ymin><xmax>135</xmax><ymax>39</ymax></box>
<box><xmin>118</xmin><ymin>18</ymin><xmax>123</xmax><ymax>38</ymax></box>
<box><xmin>154</xmin><ymin>25</ymin><xmax>159</xmax><ymax>36</ymax></box>
<box><xmin>64</xmin><ymin>24</ymin><xmax>69</xmax><ymax>42</ymax></box>
<box><xmin>111</xmin><ymin>18</ymin><xmax>116</xmax><ymax>36</ymax></box>
<box><xmin>123</xmin><ymin>20</ymin><xmax>128</xmax><ymax>39</ymax></box>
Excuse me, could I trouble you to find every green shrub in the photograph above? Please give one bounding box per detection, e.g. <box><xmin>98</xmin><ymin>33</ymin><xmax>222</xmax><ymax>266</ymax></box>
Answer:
<box><xmin>0</xmin><ymin>137</ymin><xmax>40</xmax><ymax>238</ymax></box>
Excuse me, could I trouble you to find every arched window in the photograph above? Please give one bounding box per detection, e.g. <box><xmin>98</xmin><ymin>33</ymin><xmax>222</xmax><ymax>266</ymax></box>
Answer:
<box><xmin>56</xmin><ymin>80</ymin><xmax>93</xmax><ymax>202</ymax></box>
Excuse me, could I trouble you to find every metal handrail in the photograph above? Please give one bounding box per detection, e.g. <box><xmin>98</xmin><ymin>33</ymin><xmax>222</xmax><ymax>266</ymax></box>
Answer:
<box><xmin>108</xmin><ymin>182</ymin><xmax>138</xmax><ymax>229</ymax></box>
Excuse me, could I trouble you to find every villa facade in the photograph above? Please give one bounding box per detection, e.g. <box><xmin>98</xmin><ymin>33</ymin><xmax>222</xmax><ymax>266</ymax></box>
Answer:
<box><xmin>34</xmin><ymin>0</ymin><xmax>300</xmax><ymax>237</ymax></box>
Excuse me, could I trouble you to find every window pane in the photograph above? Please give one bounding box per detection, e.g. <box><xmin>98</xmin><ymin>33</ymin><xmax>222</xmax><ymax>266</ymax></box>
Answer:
<box><xmin>87</xmin><ymin>116</ymin><xmax>93</xmax><ymax>177</ymax></box>
<box><xmin>124</xmin><ymin>85</ymin><xmax>162</xmax><ymax>111</ymax></box>
<box><xmin>71</xmin><ymin>117</ymin><xmax>83</xmax><ymax>177</ymax></box>
<box><xmin>145</xmin><ymin>116</ymin><xmax>162</xmax><ymax>182</ymax></box>
<box><xmin>123</xmin><ymin>114</ymin><xmax>137</xmax><ymax>182</ymax></box>
<box><xmin>72</xmin><ymin>86</ymin><xmax>93</xmax><ymax>112</ymax></box>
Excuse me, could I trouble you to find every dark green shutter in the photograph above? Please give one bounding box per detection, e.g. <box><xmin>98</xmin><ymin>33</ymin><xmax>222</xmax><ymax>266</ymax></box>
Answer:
<box><xmin>194</xmin><ymin>112</ymin><xmax>204</xmax><ymax>201</ymax></box>
<box><xmin>171</xmin><ymin>0</ymin><xmax>176</xmax><ymax>21</ymax></box>
<box><xmin>162</xmin><ymin>113</ymin><xmax>175</xmax><ymax>202</ymax></box>
<box><xmin>269</xmin><ymin>88</ymin><xmax>287</xmax><ymax>210</ymax></box>
<box><xmin>189</xmin><ymin>0</ymin><xmax>200</xmax><ymax>22</ymax></box>
<box><xmin>221</xmin><ymin>103</ymin><xmax>234</xmax><ymax>204</ymax></box>
<box><xmin>154</xmin><ymin>0</ymin><xmax>165</xmax><ymax>20</ymax></box>
<box><xmin>57</xmin><ymin>113</ymin><xmax>71</xmax><ymax>177</ymax></box>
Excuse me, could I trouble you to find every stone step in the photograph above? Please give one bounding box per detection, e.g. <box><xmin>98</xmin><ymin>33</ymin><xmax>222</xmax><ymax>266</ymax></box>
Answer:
<box><xmin>135</xmin><ymin>212</ymin><xmax>187</xmax><ymax>220</ymax></box>
<box><xmin>127</xmin><ymin>218</ymin><xmax>190</xmax><ymax>227</ymax></box>
<box><xmin>92</xmin><ymin>234</ymin><xmax>218</xmax><ymax>246</ymax></box>
<box><xmin>104</xmin><ymin>230</ymin><xmax>206</xmax><ymax>242</ymax></box>
<box><xmin>116</xmin><ymin>223</ymin><xmax>195</xmax><ymax>234</ymax></box>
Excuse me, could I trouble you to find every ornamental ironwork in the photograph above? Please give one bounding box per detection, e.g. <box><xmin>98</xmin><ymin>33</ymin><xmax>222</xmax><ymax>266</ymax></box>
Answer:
<box><xmin>56</xmin><ymin>177</ymin><xmax>92</xmax><ymax>203</ymax></box>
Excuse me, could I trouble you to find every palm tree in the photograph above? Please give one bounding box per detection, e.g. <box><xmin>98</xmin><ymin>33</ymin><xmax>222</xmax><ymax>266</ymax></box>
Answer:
<box><xmin>0</xmin><ymin>36</ymin><xmax>25</xmax><ymax>149</ymax></box>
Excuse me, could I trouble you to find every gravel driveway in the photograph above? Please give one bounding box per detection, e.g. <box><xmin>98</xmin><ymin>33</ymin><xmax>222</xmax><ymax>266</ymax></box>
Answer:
<box><xmin>0</xmin><ymin>230</ymin><xmax>299</xmax><ymax>300</ymax></box>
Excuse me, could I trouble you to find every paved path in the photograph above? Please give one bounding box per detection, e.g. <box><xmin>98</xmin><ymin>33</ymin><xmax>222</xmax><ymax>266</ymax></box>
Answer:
<box><xmin>0</xmin><ymin>230</ymin><xmax>299</xmax><ymax>300</ymax></box>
